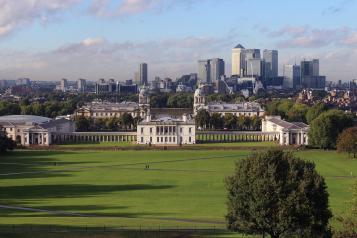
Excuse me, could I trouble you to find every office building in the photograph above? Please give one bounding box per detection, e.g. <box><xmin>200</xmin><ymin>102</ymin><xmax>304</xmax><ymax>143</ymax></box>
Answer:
<box><xmin>210</xmin><ymin>58</ymin><xmax>225</xmax><ymax>82</ymax></box>
<box><xmin>232</xmin><ymin>44</ymin><xmax>246</xmax><ymax>76</ymax></box>
<box><xmin>60</xmin><ymin>78</ymin><xmax>68</xmax><ymax>92</ymax></box>
<box><xmin>263</xmin><ymin>50</ymin><xmax>278</xmax><ymax>78</ymax></box>
<box><xmin>95</xmin><ymin>79</ymin><xmax>117</xmax><ymax>94</ymax></box>
<box><xmin>301</xmin><ymin>59</ymin><xmax>325</xmax><ymax>89</ymax></box>
<box><xmin>198</xmin><ymin>60</ymin><xmax>211</xmax><ymax>83</ymax></box>
<box><xmin>139</xmin><ymin>63</ymin><xmax>148</xmax><ymax>86</ymax></box>
<box><xmin>283</xmin><ymin>65</ymin><xmax>301</xmax><ymax>89</ymax></box>
<box><xmin>77</xmin><ymin>78</ymin><xmax>87</xmax><ymax>93</ymax></box>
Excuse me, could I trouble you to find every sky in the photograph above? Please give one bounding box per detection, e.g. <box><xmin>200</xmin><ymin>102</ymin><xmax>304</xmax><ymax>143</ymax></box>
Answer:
<box><xmin>0</xmin><ymin>0</ymin><xmax>357</xmax><ymax>82</ymax></box>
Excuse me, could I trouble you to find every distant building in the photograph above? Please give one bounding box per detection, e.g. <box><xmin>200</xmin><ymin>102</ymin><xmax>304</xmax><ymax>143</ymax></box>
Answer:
<box><xmin>16</xmin><ymin>78</ymin><xmax>31</xmax><ymax>86</ymax></box>
<box><xmin>283</xmin><ymin>64</ymin><xmax>301</xmax><ymax>89</ymax></box>
<box><xmin>95</xmin><ymin>79</ymin><xmax>116</xmax><ymax>94</ymax></box>
<box><xmin>210</xmin><ymin>58</ymin><xmax>225</xmax><ymax>82</ymax></box>
<box><xmin>232</xmin><ymin>44</ymin><xmax>246</xmax><ymax>76</ymax></box>
<box><xmin>137</xmin><ymin>115</ymin><xmax>195</xmax><ymax>145</ymax></box>
<box><xmin>300</xmin><ymin>59</ymin><xmax>325</xmax><ymax>89</ymax></box>
<box><xmin>60</xmin><ymin>78</ymin><xmax>68</xmax><ymax>92</ymax></box>
<box><xmin>193</xmin><ymin>86</ymin><xmax>264</xmax><ymax>117</ymax></box>
<box><xmin>0</xmin><ymin>115</ymin><xmax>75</xmax><ymax>146</ymax></box>
<box><xmin>77</xmin><ymin>78</ymin><xmax>87</xmax><ymax>92</ymax></box>
<box><xmin>139</xmin><ymin>63</ymin><xmax>148</xmax><ymax>86</ymax></box>
<box><xmin>198</xmin><ymin>59</ymin><xmax>211</xmax><ymax>84</ymax></box>
<box><xmin>262</xmin><ymin>116</ymin><xmax>309</xmax><ymax>146</ymax></box>
<box><xmin>263</xmin><ymin>49</ymin><xmax>278</xmax><ymax>78</ymax></box>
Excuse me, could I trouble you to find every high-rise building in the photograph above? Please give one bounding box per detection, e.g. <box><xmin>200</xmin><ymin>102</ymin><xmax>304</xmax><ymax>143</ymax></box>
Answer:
<box><xmin>244</xmin><ymin>49</ymin><xmax>262</xmax><ymax>77</ymax></box>
<box><xmin>60</xmin><ymin>78</ymin><xmax>68</xmax><ymax>92</ymax></box>
<box><xmin>198</xmin><ymin>58</ymin><xmax>225</xmax><ymax>84</ymax></box>
<box><xmin>139</xmin><ymin>63</ymin><xmax>148</xmax><ymax>86</ymax></box>
<box><xmin>198</xmin><ymin>60</ymin><xmax>211</xmax><ymax>83</ymax></box>
<box><xmin>263</xmin><ymin>50</ymin><xmax>278</xmax><ymax>78</ymax></box>
<box><xmin>77</xmin><ymin>78</ymin><xmax>87</xmax><ymax>93</ymax></box>
<box><xmin>283</xmin><ymin>65</ymin><xmax>301</xmax><ymax>89</ymax></box>
<box><xmin>210</xmin><ymin>58</ymin><xmax>225</xmax><ymax>82</ymax></box>
<box><xmin>232</xmin><ymin>44</ymin><xmax>245</xmax><ymax>76</ymax></box>
<box><xmin>300</xmin><ymin>59</ymin><xmax>325</xmax><ymax>89</ymax></box>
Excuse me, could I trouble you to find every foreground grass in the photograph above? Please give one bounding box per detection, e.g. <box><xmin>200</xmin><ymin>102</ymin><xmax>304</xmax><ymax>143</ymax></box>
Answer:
<box><xmin>0</xmin><ymin>149</ymin><xmax>355</xmax><ymax>237</ymax></box>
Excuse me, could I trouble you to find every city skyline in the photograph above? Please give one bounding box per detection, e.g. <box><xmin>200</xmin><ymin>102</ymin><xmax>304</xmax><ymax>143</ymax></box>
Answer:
<box><xmin>0</xmin><ymin>0</ymin><xmax>357</xmax><ymax>81</ymax></box>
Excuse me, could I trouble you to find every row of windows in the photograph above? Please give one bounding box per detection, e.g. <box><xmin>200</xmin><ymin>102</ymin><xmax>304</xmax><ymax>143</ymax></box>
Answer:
<box><xmin>91</xmin><ymin>112</ymin><xmax>135</xmax><ymax>117</ymax></box>
<box><xmin>140</xmin><ymin>127</ymin><xmax>193</xmax><ymax>135</ymax></box>
<box><xmin>140</xmin><ymin>136</ymin><xmax>192</xmax><ymax>143</ymax></box>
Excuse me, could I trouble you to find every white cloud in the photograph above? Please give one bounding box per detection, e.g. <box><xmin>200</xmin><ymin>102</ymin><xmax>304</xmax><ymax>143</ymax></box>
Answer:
<box><xmin>0</xmin><ymin>0</ymin><xmax>81</xmax><ymax>37</ymax></box>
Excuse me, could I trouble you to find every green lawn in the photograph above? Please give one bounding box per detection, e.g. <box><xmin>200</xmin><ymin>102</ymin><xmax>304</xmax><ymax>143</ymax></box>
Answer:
<box><xmin>0</xmin><ymin>149</ymin><xmax>356</xmax><ymax>237</ymax></box>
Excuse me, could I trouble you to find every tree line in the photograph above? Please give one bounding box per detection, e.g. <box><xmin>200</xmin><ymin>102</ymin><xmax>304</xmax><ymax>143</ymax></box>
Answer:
<box><xmin>75</xmin><ymin>113</ymin><xmax>140</xmax><ymax>132</ymax></box>
<box><xmin>195</xmin><ymin>109</ymin><xmax>261</xmax><ymax>131</ymax></box>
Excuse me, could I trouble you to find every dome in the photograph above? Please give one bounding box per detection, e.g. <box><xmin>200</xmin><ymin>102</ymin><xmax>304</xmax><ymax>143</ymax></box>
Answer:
<box><xmin>0</xmin><ymin>115</ymin><xmax>52</xmax><ymax>125</ymax></box>
<box><xmin>194</xmin><ymin>87</ymin><xmax>203</xmax><ymax>97</ymax></box>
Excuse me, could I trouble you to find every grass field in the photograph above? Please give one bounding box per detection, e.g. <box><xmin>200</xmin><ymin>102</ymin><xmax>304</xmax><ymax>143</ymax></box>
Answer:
<box><xmin>0</xmin><ymin>148</ymin><xmax>356</xmax><ymax>237</ymax></box>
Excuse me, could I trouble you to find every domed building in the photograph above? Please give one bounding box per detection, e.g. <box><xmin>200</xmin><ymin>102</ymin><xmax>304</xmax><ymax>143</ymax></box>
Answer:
<box><xmin>193</xmin><ymin>85</ymin><xmax>265</xmax><ymax>117</ymax></box>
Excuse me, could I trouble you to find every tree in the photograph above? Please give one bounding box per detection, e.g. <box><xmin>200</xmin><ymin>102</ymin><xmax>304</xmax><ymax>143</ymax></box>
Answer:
<box><xmin>337</xmin><ymin>127</ymin><xmax>357</xmax><ymax>158</ymax></box>
<box><xmin>0</xmin><ymin>127</ymin><xmax>16</xmax><ymax>153</ymax></box>
<box><xmin>309</xmin><ymin>110</ymin><xmax>354</xmax><ymax>149</ymax></box>
<box><xmin>250</xmin><ymin>115</ymin><xmax>261</xmax><ymax>131</ymax></box>
<box><xmin>106</xmin><ymin>117</ymin><xmax>120</xmax><ymax>131</ymax></box>
<box><xmin>224</xmin><ymin>113</ymin><xmax>237</xmax><ymax>130</ymax></box>
<box><xmin>75</xmin><ymin>116</ymin><xmax>91</xmax><ymax>132</ymax></box>
<box><xmin>287</xmin><ymin>103</ymin><xmax>308</xmax><ymax>122</ymax></box>
<box><xmin>195</xmin><ymin>109</ymin><xmax>210</xmax><ymax>129</ymax></box>
<box><xmin>210</xmin><ymin>113</ymin><xmax>224</xmax><ymax>130</ymax></box>
<box><xmin>226</xmin><ymin>149</ymin><xmax>331</xmax><ymax>238</ymax></box>
<box><xmin>120</xmin><ymin>113</ymin><xmax>134</xmax><ymax>130</ymax></box>
<box><xmin>306</xmin><ymin>103</ymin><xmax>328</xmax><ymax>124</ymax></box>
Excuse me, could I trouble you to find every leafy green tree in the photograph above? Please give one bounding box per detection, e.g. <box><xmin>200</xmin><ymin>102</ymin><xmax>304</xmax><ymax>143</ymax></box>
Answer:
<box><xmin>150</xmin><ymin>94</ymin><xmax>168</xmax><ymax>108</ymax></box>
<box><xmin>236</xmin><ymin>115</ymin><xmax>246</xmax><ymax>130</ymax></box>
<box><xmin>287</xmin><ymin>103</ymin><xmax>309</xmax><ymax>122</ymax></box>
<box><xmin>309</xmin><ymin>110</ymin><xmax>354</xmax><ymax>149</ymax></box>
<box><xmin>306</xmin><ymin>103</ymin><xmax>328</xmax><ymax>124</ymax></box>
<box><xmin>210</xmin><ymin>113</ymin><xmax>224</xmax><ymax>130</ymax></box>
<box><xmin>226</xmin><ymin>149</ymin><xmax>332</xmax><ymax>238</ymax></box>
<box><xmin>0</xmin><ymin>127</ymin><xmax>16</xmax><ymax>153</ymax></box>
<box><xmin>120</xmin><ymin>113</ymin><xmax>134</xmax><ymax>130</ymax></box>
<box><xmin>106</xmin><ymin>117</ymin><xmax>120</xmax><ymax>131</ymax></box>
<box><xmin>167</xmin><ymin>93</ymin><xmax>193</xmax><ymax>108</ymax></box>
<box><xmin>250</xmin><ymin>115</ymin><xmax>261</xmax><ymax>131</ymax></box>
<box><xmin>0</xmin><ymin>101</ymin><xmax>21</xmax><ymax>116</ymax></box>
<box><xmin>75</xmin><ymin>116</ymin><xmax>91</xmax><ymax>132</ymax></box>
<box><xmin>337</xmin><ymin>127</ymin><xmax>357</xmax><ymax>158</ymax></box>
<box><xmin>195</xmin><ymin>109</ymin><xmax>210</xmax><ymax>129</ymax></box>
<box><xmin>224</xmin><ymin>113</ymin><xmax>237</xmax><ymax>130</ymax></box>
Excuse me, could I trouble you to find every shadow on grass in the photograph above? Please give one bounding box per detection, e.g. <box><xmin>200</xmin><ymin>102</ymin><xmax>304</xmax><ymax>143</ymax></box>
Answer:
<box><xmin>0</xmin><ymin>151</ymin><xmax>97</xmax><ymax>180</ymax></box>
<box><xmin>0</xmin><ymin>204</ymin><xmax>172</xmax><ymax>219</ymax></box>
<box><xmin>0</xmin><ymin>226</ymin><xmax>248</xmax><ymax>238</ymax></box>
<box><xmin>0</xmin><ymin>184</ymin><xmax>176</xmax><ymax>201</ymax></box>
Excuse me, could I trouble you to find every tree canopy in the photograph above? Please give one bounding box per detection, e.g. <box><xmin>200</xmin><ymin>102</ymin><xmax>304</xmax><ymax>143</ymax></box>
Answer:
<box><xmin>309</xmin><ymin>110</ymin><xmax>354</xmax><ymax>149</ymax></box>
<box><xmin>226</xmin><ymin>149</ymin><xmax>331</xmax><ymax>238</ymax></box>
<box><xmin>0</xmin><ymin>127</ymin><xmax>16</xmax><ymax>153</ymax></box>
<box><xmin>337</xmin><ymin>127</ymin><xmax>357</xmax><ymax>158</ymax></box>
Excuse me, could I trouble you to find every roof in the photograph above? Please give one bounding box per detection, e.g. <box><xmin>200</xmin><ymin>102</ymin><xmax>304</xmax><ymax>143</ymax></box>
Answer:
<box><xmin>234</xmin><ymin>44</ymin><xmax>245</xmax><ymax>49</ymax></box>
<box><xmin>267</xmin><ymin>117</ymin><xmax>309</xmax><ymax>130</ymax></box>
<box><xmin>206</xmin><ymin>102</ymin><xmax>263</xmax><ymax>112</ymax></box>
<box><xmin>79</xmin><ymin>101</ymin><xmax>139</xmax><ymax>112</ymax></box>
<box><xmin>40</xmin><ymin>118</ymin><xmax>72</xmax><ymax>129</ymax></box>
<box><xmin>0</xmin><ymin>115</ymin><xmax>52</xmax><ymax>125</ymax></box>
<box><xmin>139</xmin><ymin>116</ymin><xmax>195</xmax><ymax>126</ymax></box>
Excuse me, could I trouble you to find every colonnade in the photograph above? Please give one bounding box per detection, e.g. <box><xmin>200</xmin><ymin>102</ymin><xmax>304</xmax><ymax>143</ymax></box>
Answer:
<box><xmin>196</xmin><ymin>132</ymin><xmax>280</xmax><ymax>143</ymax></box>
<box><xmin>53</xmin><ymin>132</ymin><xmax>137</xmax><ymax>144</ymax></box>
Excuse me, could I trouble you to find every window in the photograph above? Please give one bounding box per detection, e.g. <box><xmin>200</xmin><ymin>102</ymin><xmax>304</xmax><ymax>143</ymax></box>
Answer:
<box><xmin>150</xmin><ymin>137</ymin><xmax>152</xmax><ymax>143</ymax></box>
<box><xmin>141</xmin><ymin>127</ymin><xmax>144</xmax><ymax>134</ymax></box>
<box><xmin>169</xmin><ymin>137</ymin><xmax>172</xmax><ymax>142</ymax></box>
<box><xmin>161</xmin><ymin>137</ymin><xmax>163</xmax><ymax>143</ymax></box>
<box><xmin>157</xmin><ymin>137</ymin><xmax>159</xmax><ymax>142</ymax></box>
<box><xmin>141</xmin><ymin>137</ymin><xmax>144</xmax><ymax>143</ymax></box>
<box><xmin>165</xmin><ymin>137</ymin><xmax>168</xmax><ymax>142</ymax></box>
<box><xmin>173</xmin><ymin>137</ymin><xmax>176</xmax><ymax>143</ymax></box>
<box><xmin>180</xmin><ymin>137</ymin><xmax>183</xmax><ymax>143</ymax></box>
<box><xmin>150</xmin><ymin>128</ymin><xmax>152</xmax><ymax>134</ymax></box>
<box><xmin>189</xmin><ymin>127</ymin><xmax>192</xmax><ymax>133</ymax></box>
<box><xmin>180</xmin><ymin>128</ymin><xmax>183</xmax><ymax>133</ymax></box>
<box><xmin>189</xmin><ymin>137</ymin><xmax>192</xmax><ymax>143</ymax></box>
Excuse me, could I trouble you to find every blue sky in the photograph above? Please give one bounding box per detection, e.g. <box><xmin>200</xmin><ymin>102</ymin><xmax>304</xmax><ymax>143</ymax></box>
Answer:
<box><xmin>0</xmin><ymin>0</ymin><xmax>356</xmax><ymax>81</ymax></box>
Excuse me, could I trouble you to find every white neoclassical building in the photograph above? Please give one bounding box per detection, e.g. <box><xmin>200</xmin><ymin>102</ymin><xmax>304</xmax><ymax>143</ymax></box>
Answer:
<box><xmin>0</xmin><ymin>115</ymin><xmax>75</xmax><ymax>146</ymax></box>
<box><xmin>137</xmin><ymin>115</ymin><xmax>196</xmax><ymax>145</ymax></box>
<box><xmin>193</xmin><ymin>86</ymin><xmax>264</xmax><ymax>117</ymax></box>
<box><xmin>262</xmin><ymin>116</ymin><xmax>309</xmax><ymax>146</ymax></box>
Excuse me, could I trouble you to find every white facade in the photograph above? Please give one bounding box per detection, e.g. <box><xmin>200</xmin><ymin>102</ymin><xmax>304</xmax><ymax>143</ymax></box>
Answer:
<box><xmin>193</xmin><ymin>87</ymin><xmax>264</xmax><ymax>117</ymax></box>
<box><xmin>0</xmin><ymin>115</ymin><xmax>75</xmax><ymax>146</ymax></box>
<box><xmin>137</xmin><ymin>115</ymin><xmax>195</xmax><ymax>145</ymax></box>
<box><xmin>262</xmin><ymin>116</ymin><xmax>309</xmax><ymax>146</ymax></box>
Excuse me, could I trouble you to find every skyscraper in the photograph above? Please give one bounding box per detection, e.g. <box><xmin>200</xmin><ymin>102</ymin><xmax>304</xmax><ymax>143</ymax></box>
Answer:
<box><xmin>139</xmin><ymin>63</ymin><xmax>148</xmax><ymax>86</ymax></box>
<box><xmin>60</xmin><ymin>78</ymin><xmax>68</xmax><ymax>92</ymax></box>
<box><xmin>263</xmin><ymin>49</ymin><xmax>278</xmax><ymax>78</ymax></box>
<box><xmin>77</xmin><ymin>78</ymin><xmax>87</xmax><ymax>92</ymax></box>
<box><xmin>232</xmin><ymin>44</ymin><xmax>245</xmax><ymax>76</ymax></box>
<box><xmin>300</xmin><ymin>59</ymin><xmax>324</xmax><ymax>89</ymax></box>
<box><xmin>283</xmin><ymin>65</ymin><xmax>301</xmax><ymax>89</ymax></box>
<box><xmin>198</xmin><ymin>60</ymin><xmax>211</xmax><ymax>84</ymax></box>
<box><xmin>209</xmin><ymin>58</ymin><xmax>225</xmax><ymax>82</ymax></box>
